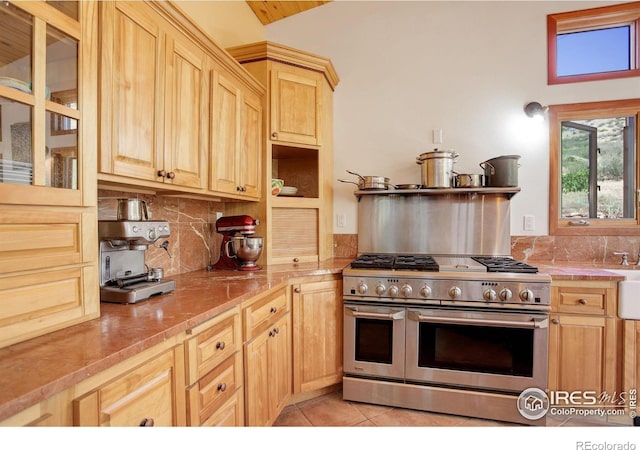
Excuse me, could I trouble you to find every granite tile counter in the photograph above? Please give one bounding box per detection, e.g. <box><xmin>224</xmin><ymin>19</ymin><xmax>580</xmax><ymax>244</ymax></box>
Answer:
<box><xmin>0</xmin><ymin>258</ymin><xmax>352</xmax><ymax>423</ymax></box>
<box><xmin>536</xmin><ymin>261</ymin><xmax>632</xmax><ymax>281</ymax></box>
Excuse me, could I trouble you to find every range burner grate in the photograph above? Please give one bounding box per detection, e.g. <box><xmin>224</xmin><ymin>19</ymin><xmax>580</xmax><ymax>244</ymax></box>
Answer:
<box><xmin>471</xmin><ymin>256</ymin><xmax>538</xmax><ymax>273</ymax></box>
<box><xmin>350</xmin><ymin>254</ymin><xmax>439</xmax><ymax>271</ymax></box>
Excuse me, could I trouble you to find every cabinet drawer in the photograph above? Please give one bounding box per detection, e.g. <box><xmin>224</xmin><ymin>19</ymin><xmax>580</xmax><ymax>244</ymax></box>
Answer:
<box><xmin>187</xmin><ymin>352</ymin><xmax>243</xmax><ymax>426</ymax></box>
<box><xmin>556</xmin><ymin>288</ymin><xmax>606</xmax><ymax>315</ymax></box>
<box><xmin>242</xmin><ymin>287</ymin><xmax>289</xmax><ymax>341</ymax></box>
<box><xmin>0</xmin><ymin>208</ymin><xmax>85</xmax><ymax>274</ymax></box>
<box><xmin>185</xmin><ymin>306</ymin><xmax>241</xmax><ymax>385</ymax></box>
<box><xmin>200</xmin><ymin>389</ymin><xmax>244</xmax><ymax>427</ymax></box>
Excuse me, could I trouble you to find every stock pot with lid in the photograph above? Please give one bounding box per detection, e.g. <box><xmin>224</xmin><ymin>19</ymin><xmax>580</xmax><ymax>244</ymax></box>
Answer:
<box><xmin>416</xmin><ymin>149</ymin><xmax>458</xmax><ymax>188</ymax></box>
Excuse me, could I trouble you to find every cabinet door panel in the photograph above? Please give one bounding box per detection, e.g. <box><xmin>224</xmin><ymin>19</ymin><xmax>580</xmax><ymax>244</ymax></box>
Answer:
<box><xmin>164</xmin><ymin>33</ymin><xmax>205</xmax><ymax>189</ymax></box>
<box><xmin>240</xmin><ymin>89</ymin><xmax>262</xmax><ymax>198</ymax></box>
<box><xmin>271</xmin><ymin>69</ymin><xmax>320</xmax><ymax>145</ymax></box>
<box><xmin>244</xmin><ymin>329</ymin><xmax>271</xmax><ymax>426</ymax></box>
<box><xmin>209</xmin><ymin>69</ymin><xmax>240</xmax><ymax>194</ymax></box>
<box><xmin>102</xmin><ymin>2</ymin><xmax>163</xmax><ymax>181</ymax></box>
<box><xmin>270</xmin><ymin>314</ymin><xmax>291</xmax><ymax>415</ymax></box>
<box><xmin>293</xmin><ymin>279</ymin><xmax>343</xmax><ymax>393</ymax></box>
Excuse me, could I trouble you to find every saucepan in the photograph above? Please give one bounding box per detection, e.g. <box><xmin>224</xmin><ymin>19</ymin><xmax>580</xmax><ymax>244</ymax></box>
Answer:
<box><xmin>338</xmin><ymin>169</ymin><xmax>393</xmax><ymax>190</ymax></box>
<box><xmin>453</xmin><ymin>173</ymin><xmax>483</xmax><ymax>188</ymax></box>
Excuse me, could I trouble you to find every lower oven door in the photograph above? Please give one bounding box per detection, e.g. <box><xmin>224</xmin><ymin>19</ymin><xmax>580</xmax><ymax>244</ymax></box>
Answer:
<box><xmin>343</xmin><ymin>303</ymin><xmax>406</xmax><ymax>380</ymax></box>
<box><xmin>406</xmin><ymin>308</ymin><xmax>548</xmax><ymax>392</ymax></box>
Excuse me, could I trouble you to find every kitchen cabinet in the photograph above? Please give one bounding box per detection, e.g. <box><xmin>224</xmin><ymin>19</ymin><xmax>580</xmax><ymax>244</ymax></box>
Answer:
<box><xmin>209</xmin><ymin>65</ymin><xmax>262</xmax><ymax>199</ymax></box>
<box><xmin>242</xmin><ymin>285</ymin><xmax>291</xmax><ymax>426</ymax></box>
<box><xmin>73</xmin><ymin>338</ymin><xmax>186</xmax><ymax>426</ymax></box>
<box><xmin>291</xmin><ymin>275</ymin><xmax>343</xmax><ymax>396</ymax></box>
<box><xmin>184</xmin><ymin>305</ymin><xmax>244</xmax><ymax>426</ymax></box>
<box><xmin>0</xmin><ymin>389</ymin><xmax>72</xmax><ymax>426</ymax></box>
<box><xmin>0</xmin><ymin>1</ymin><xmax>99</xmax><ymax>349</ymax></box>
<box><xmin>548</xmin><ymin>280</ymin><xmax>620</xmax><ymax>399</ymax></box>
<box><xmin>622</xmin><ymin>320</ymin><xmax>640</xmax><ymax>420</ymax></box>
<box><xmin>226</xmin><ymin>41</ymin><xmax>339</xmax><ymax>265</ymax></box>
<box><xmin>99</xmin><ymin>1</ymin><xmax>206</xmax><ymax>191</ymax></box>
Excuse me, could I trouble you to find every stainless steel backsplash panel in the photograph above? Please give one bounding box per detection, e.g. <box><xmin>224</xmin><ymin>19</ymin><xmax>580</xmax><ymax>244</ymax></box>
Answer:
<box><xmin>357</xmin><ymin>192</ymin><xmax>511</xmax><ymax>256</ymax></box>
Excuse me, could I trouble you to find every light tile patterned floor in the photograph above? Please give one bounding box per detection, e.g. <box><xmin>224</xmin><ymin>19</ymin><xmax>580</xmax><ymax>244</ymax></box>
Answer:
<box><xmin>273</xmin><ymin>390</ymin><xmax>626</xmax><ymax>427</ymax></box>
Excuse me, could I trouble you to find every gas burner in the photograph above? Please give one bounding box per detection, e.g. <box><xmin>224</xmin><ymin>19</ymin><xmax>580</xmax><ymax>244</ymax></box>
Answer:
<box><xmin>394</xmin><ymin>254</ymin><xmax>439</xmax><ymax>271</ymax></box>
<box><xmin>350</xmin><ymin>254</ymin><xmax>395</xmax><ymax>269</ymax></box>
<box><xmin>471</xmin><ymin>256</ymin><xmax>538</xmax><ymax>273</ymax></box>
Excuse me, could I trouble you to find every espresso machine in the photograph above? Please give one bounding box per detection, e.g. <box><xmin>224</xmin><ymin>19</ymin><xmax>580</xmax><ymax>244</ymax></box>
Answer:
<box><xmin>210</xmin><ymin>215</ymin><xmax>263</xmax><ymax>271</ymax></box>
<box><xmin>98</xmin><ymin>220</ymin><xmax>176</xmax><ymax>304</ymax></box>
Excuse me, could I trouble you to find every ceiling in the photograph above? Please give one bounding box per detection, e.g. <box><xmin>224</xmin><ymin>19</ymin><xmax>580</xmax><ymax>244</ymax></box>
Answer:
<box><xmin>246</xmin><ymin>1</ymin><xmax>331</xmax><ymax>25</ymax></box>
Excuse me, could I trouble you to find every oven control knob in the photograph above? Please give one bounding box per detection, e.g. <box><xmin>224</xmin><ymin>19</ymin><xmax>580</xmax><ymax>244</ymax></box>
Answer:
<box><xmin>375</xmin><ymin>283</ymin><xmax>386</xmax><ymax>296</ymax></box>
<box><xmin>400</xmin><ymin>284</ymin><xmax>413</xmax><ymax>297</ymax></box>
<box><xmin>132</xmin><ymin>225</ymin><xmax>139</xmax><ymax>233</ymax></box>
<box><xmin>419</xmin><ymin>285</ymin><xmax>432</xmax><ymax>298</ymax></box>
<box><xmin>499</xmin><ymin>288</ymin><xmax>513</xmax><ymax>302</ymax></box>
<box><xmin>388</xmin><ymin>285</ymin><xmax>399</xmax><ymax>297</ymax></box>
<box><xmin>519</xmin><ymin>289</ymin><xmax>534</xmax><ymax>302</ymax></box>
<box><xmin>357</xmin><ymin>282</ymin><xmax>368</xmax><ymax>295</ymax></box>
<box><xmin>483</xmin><ymin>289</ymin><xmax>497</xmax><ymax>301</ymax></box>
<box><xmin>448</xmin><ymin>286</ymin><xmax>461</xmax><ymax>299</ymax></box>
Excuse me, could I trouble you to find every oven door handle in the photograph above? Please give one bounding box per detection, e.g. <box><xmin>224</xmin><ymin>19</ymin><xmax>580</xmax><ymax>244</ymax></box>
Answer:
<box><xmin>346</xmin><ymin>307</ymin><xmax>405</xmax><ymax>320</ymax></box>
<box><xmin>408</xmin><ymin>312</ymin><xmax>548</xmax><ymax>329</ymax></box>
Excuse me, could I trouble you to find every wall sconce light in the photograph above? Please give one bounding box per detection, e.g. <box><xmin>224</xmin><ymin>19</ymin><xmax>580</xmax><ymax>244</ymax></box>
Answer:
<box><xmin>524</xmin><ymin>102</ymin><xmax>548</xmax><ymax>121</ymax></box>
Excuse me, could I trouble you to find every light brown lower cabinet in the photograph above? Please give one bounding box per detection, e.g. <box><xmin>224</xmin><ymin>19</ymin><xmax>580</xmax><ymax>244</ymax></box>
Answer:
<box><xmin>242</xmin><ymin>286</ymin><xmax>291</xmax><ymax>426</ymax></box>
<box><xmin>72</xmin><ymin>339</ymin><xmax>186</xmax><ymax>426</ymax></box>
<box><xmin>623</xmin><ymin>320</ymin><xmax>640</xmax><ymax>420</ymax></box>
<box><xmin>184</xmin><ymin>306</ymin><xmax>244</xmax><ymax>426</ymax></box>
<box><xmin>291</xmin><ymin>275</ymin><xmax>343</xmax><ymax>395</ymax></box>
<box><xmin>548</xmin><ymin>280</ymin><xmax>620</xmax><ymax>401</ymax></box>
<box><xmin>0</xmin><ymin>390</ymin><xmax>72</xmax><ymax>426</ymax></box>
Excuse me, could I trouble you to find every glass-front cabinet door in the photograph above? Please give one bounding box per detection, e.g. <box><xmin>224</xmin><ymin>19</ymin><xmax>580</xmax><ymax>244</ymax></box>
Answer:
<box><xmin>0</xmin><ymin>1</ymin><xmax>91</xmax><ymax>206</ymax></box>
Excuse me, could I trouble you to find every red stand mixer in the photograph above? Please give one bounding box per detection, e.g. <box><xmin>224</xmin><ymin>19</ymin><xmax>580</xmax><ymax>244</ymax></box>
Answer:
<box><xmin>210</xmin><ymin>215</ymin><xmax>263</xmax><ymax>271</ymax></box>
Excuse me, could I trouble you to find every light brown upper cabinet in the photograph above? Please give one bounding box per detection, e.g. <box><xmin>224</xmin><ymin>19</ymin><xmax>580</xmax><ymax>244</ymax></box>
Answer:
<box><xmin>209</xmin><ymin>65</ymin><xmax>262</xmax><ymax>199</ymax></box>
<box><xmin>0</xmin><ymin>1</ymin><xmax>99</xmax><ymax>349</ymax></box>
<box><xmin>226</xmin><ymin>41</ymin><xmax>339</xmax><ymax>265</ymax></box>
<box><xmin>99</xmin><ymin>1</ymin><xmax>206</xmax><ymax>191</ymax></box>
<box><xmin>270</xmin><ymin>68</ymin><xmax>322</xmax><ymax>146</ymax></box>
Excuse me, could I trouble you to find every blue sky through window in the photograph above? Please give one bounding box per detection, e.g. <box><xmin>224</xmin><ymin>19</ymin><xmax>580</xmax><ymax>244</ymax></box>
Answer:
<box><xmin>557</xmin><ymin>25</ymin><xmax>631</xmax><ymax>77</ymax></box>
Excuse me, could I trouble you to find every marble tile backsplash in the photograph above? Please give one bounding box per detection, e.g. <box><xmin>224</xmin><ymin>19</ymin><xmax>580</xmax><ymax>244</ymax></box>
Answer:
<box><xmin>98</xmin><ymin>190</ymin><xmax>224</xmax><ymax>277</ymax></box>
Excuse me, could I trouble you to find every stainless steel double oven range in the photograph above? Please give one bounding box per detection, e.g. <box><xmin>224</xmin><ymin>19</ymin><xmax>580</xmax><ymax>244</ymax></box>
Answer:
<box><xmin>342</xmin><ymin>188</ymin><xmax>551</xmax><ymax>425</ymax></box>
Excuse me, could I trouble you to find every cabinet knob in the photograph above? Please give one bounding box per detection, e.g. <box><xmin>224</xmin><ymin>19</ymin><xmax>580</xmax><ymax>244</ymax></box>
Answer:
<box><xmin>269</xmin><ymin>330</ymin><xmax>275</xmax><ymax>337</ymax></box>
<box><xmin>157</xmin><ymin>170</ymin><xmax>167</xmax><ymax>178</ymax></box>
<box><xmin>216</xmin><ymin>341</ymin><xmax>225</xmax><ymax>350</ymax></box>
<box><xmin>293</xmin><ymin>258</ymin><xmax>299</xmax><ymax>263</ymax></box>
<box><xmin>271</xmin><ymin>132</ymin><xmax>278</xmax><ymax>139</ymax></box>
<box><xmin>294</xmin><ymin>287</ymin><xmax>301</xmax><ymax>293</ymax></box>
<box><xmin>270</xmin><ymin>306</ymin><xmax>277</xmax><ymax>313</ymax></box>
<box><xmin>139</xmin><ymin>418</ymin><xmax>155</xmax><ymax>427</ymax></box>
<box><xmin>551</xmin><ymin>319</ymin><xmax>559</xmax><ymax>325</ymax></box>
<box><xmin>236</xmin><ymin>186</ymin><xmax>242</xmax><ymax>191</ymax></box>
<box><xmin>167</xmin><ymin>171</ymin><xmax>176</xmax><ymax>179</ymax></box>
<box><xmin>578</xmin><ymin>298</ymin><xmax>587</xmax><ymax>305</ymax></box>
<box><xmin>217</xmin><ymin>383</ymin><xmax>227</xmax><ymax>392</ymax></box>
<box><xmin>274</xmin><ymin>327</ymin><xmax>279</xmax><ymax>334</ymax></box>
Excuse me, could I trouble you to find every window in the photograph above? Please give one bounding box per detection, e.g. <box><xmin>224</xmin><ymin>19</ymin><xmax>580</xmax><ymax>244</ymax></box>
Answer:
<box><xmin>548</xmin><ymin>2</ymin><xmax>640</xmax><ymax>84</ymax></box>
<box><xmin>549</xmin><ymin>99</ymin><xmax>640</xmax><ymax>235</ymax></box>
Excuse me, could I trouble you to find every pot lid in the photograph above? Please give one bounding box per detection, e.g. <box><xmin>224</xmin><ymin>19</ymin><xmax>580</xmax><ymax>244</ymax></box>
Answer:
<box><xmin>417</xmin><ymin>148</ymin><xmax>459</xmax><ymax>159</ymax></box>
<box><xmin>485</xmin><ymin>154</ymin><xmax>521</xmax><ymax>162</ymax></box>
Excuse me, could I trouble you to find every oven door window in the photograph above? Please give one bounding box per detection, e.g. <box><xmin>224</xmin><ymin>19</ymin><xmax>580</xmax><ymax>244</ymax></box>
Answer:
<box><xmin>418</xmin><ymin>322</ymin><xmax>534</xmax><ymax>377</ymax></box>
<box><xmin>355</xmin><ymin>318</ymin><xmax>393</xmax><ymax>364</ymax></box>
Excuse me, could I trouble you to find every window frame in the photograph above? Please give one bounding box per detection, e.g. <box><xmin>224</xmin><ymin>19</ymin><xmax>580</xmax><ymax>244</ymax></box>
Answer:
<box><xmin>547</xmin><ymin>2</ymin><xmax>640</xmax><ymax>85</ymax></box>
<box><xmin>549</xmin><ymin>98</ymin><xmax>640</xmax><ymax>235</ymax></box>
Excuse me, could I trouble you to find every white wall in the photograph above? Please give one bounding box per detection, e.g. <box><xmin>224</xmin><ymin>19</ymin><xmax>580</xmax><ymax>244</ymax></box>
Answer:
<box><xmin>176</xmin><ymin>0</ymin><xmax>264</xmax><ymax>48</ymax></box>
<box><xmin>264</xmin><ymin>0</ymin><xmax>640</xmax><ymax>235</ymax></box>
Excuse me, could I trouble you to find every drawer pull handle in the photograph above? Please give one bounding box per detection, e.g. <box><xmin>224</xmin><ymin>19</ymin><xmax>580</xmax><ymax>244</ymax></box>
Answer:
<box><xmin>167</xmin><ymin>171</ymin><xmax>176</xmax><ymax>180</ymax></box>
<box><xmin>293</xmin><ymin>258</ymin><xmax>299</xmax><ymax>263</ymax></box>
<box><xmin>216</xmin><ymin>341</ymin><xmax>225</xmax><ymax>351</ymax></box>
<box><xmin>139</xmin><ymin>418</ymin><xmax>155</xmax><ymax>427</ymax></box>
<box><xmin>217</xmin><ymin>383</ymin><xmax>227</xmax><ymax>392</ymax></box>
<box><xmin>551</xmin><ymin>319</ymin><xmax>559</xmax><ymax>325</ymax></box>
<box><xmin>578</xmin><ymin>298</ymin><xmax>587</xmax><ymax>305</ymax></box>
<box><xmin>157</xmin><ymin>170</ymin><xmax>166</xmax><ymax>178</ymax></box>
<box><xmin>269</xmin><ymin>330</ymin><xmax>275</xmax><ymax>337</ymax></box>
<box><xmin>294</xmin><ymin>287</ymin><xmax>301</xmax><ymax>293</ymax></box>
<box><xmin>270</xmin><ymin>306</ymin><xmax>277</xmax><ymax>314</ymax></box>
<box><xmin>274</xmin><ymin>327</ymin><xmax>280</xmax><ymax>334</ymax></box>
<box><xmin>272</xmin><ymin>132</ymin><xmax>278</xmax><ymax>138</ymax></box>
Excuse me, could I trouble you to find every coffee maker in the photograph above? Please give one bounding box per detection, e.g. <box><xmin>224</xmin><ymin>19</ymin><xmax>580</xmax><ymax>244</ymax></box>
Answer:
<box><xmin>210</xmin><ymin>215</ymin><xmax>263</xmax><ymax>271</ymax></box>
<box><xmin>98</xmin><ymin>220</ymin><xmax>176</xmax><ymax>304</ymax></box>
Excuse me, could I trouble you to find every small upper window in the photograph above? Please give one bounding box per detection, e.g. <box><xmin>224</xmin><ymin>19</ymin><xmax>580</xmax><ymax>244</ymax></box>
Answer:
<box><xmin>548</xmin><ymin>2</ymin><xmax>640</xmax><ymax>84</ymax></box>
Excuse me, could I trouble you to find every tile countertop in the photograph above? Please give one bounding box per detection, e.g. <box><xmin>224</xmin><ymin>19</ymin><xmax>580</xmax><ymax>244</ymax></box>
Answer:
<box><xmin>0</xmin><ymin>258</ymin><xmax>352</xmax><ymax>423</ymax></box>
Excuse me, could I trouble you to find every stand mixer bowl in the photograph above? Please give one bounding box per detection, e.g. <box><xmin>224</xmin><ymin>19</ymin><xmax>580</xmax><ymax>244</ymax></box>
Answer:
<box><xmin>229</xmin><ymin>236</ymin><xmax>263</xmax><ymax>268</ymax></box>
